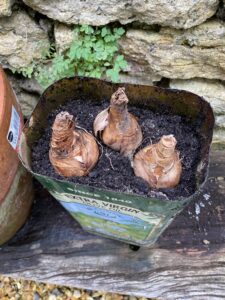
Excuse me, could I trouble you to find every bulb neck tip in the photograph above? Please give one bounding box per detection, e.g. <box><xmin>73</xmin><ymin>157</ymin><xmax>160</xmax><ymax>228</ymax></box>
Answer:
<box><xmin>157</xmin><ymin>135</ymin><xmax>177</xmax><ymax>157</ymax></box>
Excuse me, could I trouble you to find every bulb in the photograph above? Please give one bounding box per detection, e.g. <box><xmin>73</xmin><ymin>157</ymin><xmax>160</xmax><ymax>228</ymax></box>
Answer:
<box><xmin>49</xmin><ymin>111</ymin><xmax>99</xmax><ymax>177</ymax></box>
<box><xmin>93</xmin><ymin>87</ymin><xmax>142</xmax><ymax>158</ymax></box>
<box><xmin>133</xmin><ymin>135</ymin><xmax>182</xmax><ymax>189</ymax></box>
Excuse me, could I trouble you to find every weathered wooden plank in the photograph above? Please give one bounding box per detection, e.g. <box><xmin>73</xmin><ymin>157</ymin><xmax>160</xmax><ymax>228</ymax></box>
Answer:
<box><xmin>0</xmin><ymin>150</ymin><xmax>225</xmax><ymax>300</ymax></box>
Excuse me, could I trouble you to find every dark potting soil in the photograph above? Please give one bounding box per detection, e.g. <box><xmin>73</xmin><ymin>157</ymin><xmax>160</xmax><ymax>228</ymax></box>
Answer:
<box><xmin>32</xmin><ymin>98</ymin><xmax>201</xmax><ymax>200</ymax></box>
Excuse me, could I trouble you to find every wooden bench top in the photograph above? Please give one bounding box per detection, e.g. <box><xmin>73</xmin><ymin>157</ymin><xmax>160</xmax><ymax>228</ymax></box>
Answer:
<box><xmin>0</xmin><ymin>150</ymin><xmax>225</xmax><ymax>300</ymax></box>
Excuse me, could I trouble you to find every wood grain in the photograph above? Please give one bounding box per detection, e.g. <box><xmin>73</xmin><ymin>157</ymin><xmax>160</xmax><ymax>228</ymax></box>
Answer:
<box><xmin>0</xmin><ymin>150</ymin><xmax>225</xmax><ymax>300</ymax></box>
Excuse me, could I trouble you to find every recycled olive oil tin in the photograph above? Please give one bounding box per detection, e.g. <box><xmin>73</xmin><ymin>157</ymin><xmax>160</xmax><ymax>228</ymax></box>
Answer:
<box><xmin>0</xmin><ymin>67</ymin><xmax>33</xmax><ymax>245</ymax></box>
<box><xmin>19</xmin><ymin>77</ymin><xmax>214</xmax><ymax>246</ymax></box>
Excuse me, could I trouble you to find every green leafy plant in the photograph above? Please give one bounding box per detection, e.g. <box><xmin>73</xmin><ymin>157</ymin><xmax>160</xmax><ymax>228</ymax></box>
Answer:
<box><xmin>13</xmin><ymin>25</ymin><xmax>127</xmax><ymax>89</ymax></box>
<box><xmin>10</xmin><ymin>43</ymin><xmax>55</xmax><ymax>79</ymax></box>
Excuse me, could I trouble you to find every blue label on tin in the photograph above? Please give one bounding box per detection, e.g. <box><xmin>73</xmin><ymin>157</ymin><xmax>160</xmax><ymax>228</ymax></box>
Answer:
<box><xmin>60</xmin><ymin>201</ymin><xmax>153</xmax><ymax>241</ymax></box>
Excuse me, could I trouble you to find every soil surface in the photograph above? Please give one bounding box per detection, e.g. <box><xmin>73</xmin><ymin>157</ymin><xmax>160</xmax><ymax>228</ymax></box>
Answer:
<box><xmin>32</xmin><ymin>98</ymin><xmax>201</xmax><ymax>200</ymax></box>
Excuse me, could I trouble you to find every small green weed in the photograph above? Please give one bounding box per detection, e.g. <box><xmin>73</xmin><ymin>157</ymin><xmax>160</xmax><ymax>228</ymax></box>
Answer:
<box><xmin>12</xmin><ymin>25</ymin><xmax>127</xmax><ymax>89</ymax></box>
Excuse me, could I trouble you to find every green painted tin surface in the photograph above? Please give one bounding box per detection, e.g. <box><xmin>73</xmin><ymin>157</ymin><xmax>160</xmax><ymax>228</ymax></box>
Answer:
<box><xmin>35</xmin><ymin>173</ymin><xmax>188</xmax><ymax>245</ymax></box>
<box><xmin>19</xmin><ymin>77</ymin><xmax>214</xmax><ymax>246</ymax></box>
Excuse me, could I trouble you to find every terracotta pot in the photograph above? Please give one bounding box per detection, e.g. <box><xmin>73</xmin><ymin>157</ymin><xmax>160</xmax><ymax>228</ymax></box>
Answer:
<box><xmin>0</xmin><ymin>67</ymin><xmax>33</xmax><ymax>245</ymax></box>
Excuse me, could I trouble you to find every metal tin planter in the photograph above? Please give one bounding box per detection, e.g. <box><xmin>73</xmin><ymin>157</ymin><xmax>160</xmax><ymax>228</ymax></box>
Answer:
<box><xmin>19</xmin><ymin>77</ymin><xmax>214</xmax><ymax>246</ymax></box>
<box><xmin>0</xmin><ymin>67</ymin><xmax>33</xmax><ymax>245</ymax></box>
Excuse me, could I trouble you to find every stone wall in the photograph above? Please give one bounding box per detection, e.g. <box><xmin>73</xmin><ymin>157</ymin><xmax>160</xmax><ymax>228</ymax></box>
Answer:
<box><xmin>0</xmin><ymin>0</ymin><xmax>224</xmax><ymax>146</ymax></box>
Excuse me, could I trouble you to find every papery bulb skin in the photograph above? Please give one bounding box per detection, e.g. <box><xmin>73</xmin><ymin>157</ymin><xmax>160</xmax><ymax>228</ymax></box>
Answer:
<box><xmin>133</xmin><ymin>135</ymin><xmax>182</xmax><ymax>189</ymax></box>
<box><xmin>93</xmin><ymin>87</ymin><xmax>142</xmax><ymax>158</ymax></box>
<box><xmin>49</xmin><ymin>111</ymin><xmax>99</xmax><ymax>177</ymax></box>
